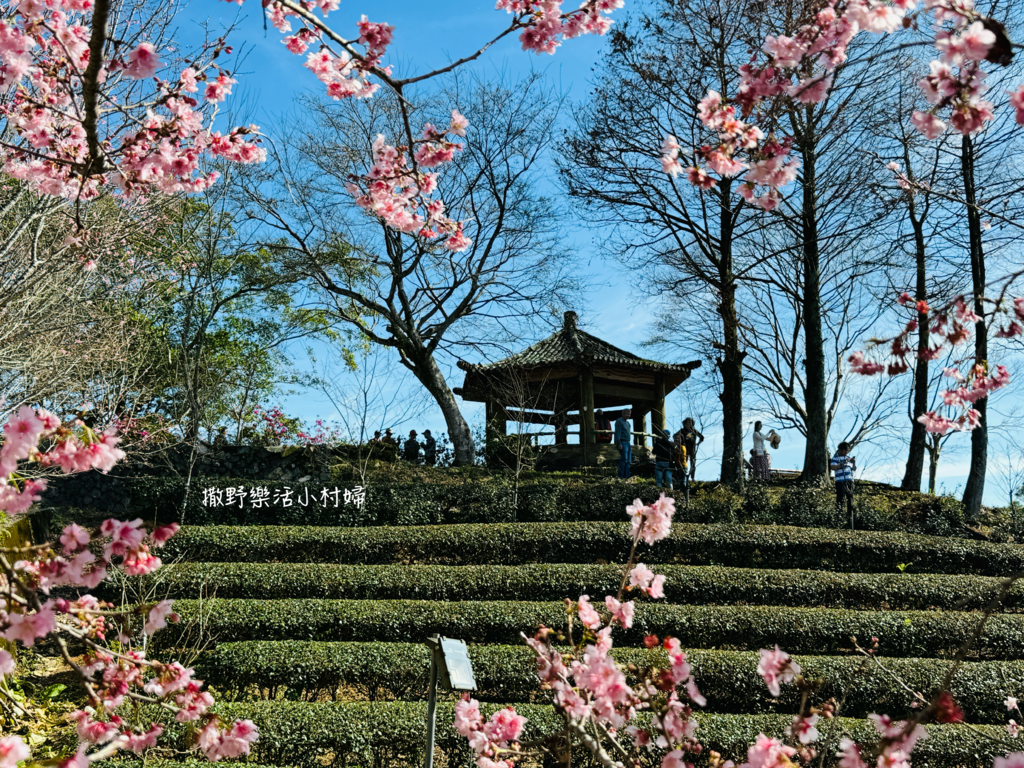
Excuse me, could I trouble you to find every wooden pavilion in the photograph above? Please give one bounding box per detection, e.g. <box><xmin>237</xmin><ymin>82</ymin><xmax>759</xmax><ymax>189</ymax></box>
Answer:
<box><xmin>454</xmin><ymin>312</ymin><xmax>702</xmax><ymax>466</ymax></box>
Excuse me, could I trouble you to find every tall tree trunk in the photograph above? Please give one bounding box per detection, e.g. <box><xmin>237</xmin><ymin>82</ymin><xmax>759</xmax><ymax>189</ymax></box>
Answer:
<box><xmin>961</xmin><ymin>135</ymin><xmax>988</xmax><ymax>517</ymax></box>
<box><xmin>799</xmin><ymin>137</ymin><xmax>829</xmax><ymax>484</ymax></box>
<box><xmin>927</xmin><ymin>440</ymin><xmax>939</xmax><ymax>495</ymax></box>
<box><xmin>413</xmin><ymin>352</ymin><xmax>476</xmax><ymax>466</ymax></box>
<box><xmin>901</xmin><ymin>200</ymin><xmax>930</xmax><ymax>491</ymax></box>
<box><xmin>717</xmin><ymin>190</ymin><xmax>745</xmax><ymax>491</ymax></box>
<box><xmin>718</xmin><ymin>279</ymin><xmax>745</xmax><ymax>491</ymax></box>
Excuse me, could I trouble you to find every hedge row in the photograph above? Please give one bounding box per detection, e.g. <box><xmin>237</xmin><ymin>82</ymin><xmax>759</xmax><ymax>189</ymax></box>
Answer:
<box><xmin>129</xmin><ymin>561</ymin><xmax>1023</xmax><ymax>613</ymax></box>
<box><xmin>160</xmin><ymin>598</ymin><xmax>1024</xmax><ymax>658</ymax></box>
<box><xmin>138</xmin><ymin>700</ymin><xmax>1009</xmax><ymax>768</ymax></box>
<box><xmin>103</xmin><ymin>475</ymin><xmax>965</xmax><ymax>535</ymax></box>
<box><xmin>197</xmin><ymin>641</ymin><xmax>1024</xmax><ymax>724</ymax></box>
<box><xmin>164</xmin><ymin>521</ymin><xmax>1024</xmax><ymax>576</ymax></box>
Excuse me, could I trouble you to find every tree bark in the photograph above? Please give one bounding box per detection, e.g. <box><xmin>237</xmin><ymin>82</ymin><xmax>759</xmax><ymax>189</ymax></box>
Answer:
<box><xmin>799</xmin><ymin>136</ymin><xmax>830</xmax><ymax>484</ymax></box>
<box><xmin>412</xmin><ymin>353</ymin><xmax>476</xmax><ymax>466</ymax></box>
<box><xmin>927</xmin><ymin>442</ymin><xmax>939</xmax><ymax>495</ymax></box>
<box><xmin>901</xmin><ymin>197</ymin><xmax>930</xmax><ymax>491</ymax></box>
<box><xmin>717</xmin><ymin>186</ymin><xmax>745</xmax><ymax>491</ymax></box>
<box><xmin>960</xmin><ymin>135</ymin><xmax>988</xmax><ymax>517</ymax></box>
<box><xmin>718</xmin><ymin>281</ymin><xmax>745</xmax><ymax>491</ymax></box>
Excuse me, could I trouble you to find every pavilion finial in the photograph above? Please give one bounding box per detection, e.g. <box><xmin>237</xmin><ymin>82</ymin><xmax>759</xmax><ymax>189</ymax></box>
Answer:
<box><xmin>563</xmin><ymin>310</ymin><xmax>578</xmax><ymax>332</ymax></box>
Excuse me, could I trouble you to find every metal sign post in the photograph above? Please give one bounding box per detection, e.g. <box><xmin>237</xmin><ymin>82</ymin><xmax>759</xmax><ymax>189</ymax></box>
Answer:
<box><xmin>424</xmin><ymin>635</ymin><xmax>477</xmax><ymax>768</ymax></box>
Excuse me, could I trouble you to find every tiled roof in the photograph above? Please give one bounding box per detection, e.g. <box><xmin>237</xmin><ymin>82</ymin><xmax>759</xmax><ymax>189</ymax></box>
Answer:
<box><xmin>459</xmin><ymin>312</ymin><xmax>700</xmax><ymax>374</ymax></box>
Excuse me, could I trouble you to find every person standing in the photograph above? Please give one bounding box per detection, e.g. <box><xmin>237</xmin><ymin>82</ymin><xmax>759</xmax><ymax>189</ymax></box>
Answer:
<box><xmin>675</xmin><ymin>442</ymin><xmax>690</xmax><ymax>506</ymax></box>
<box><xmin>652</xmin><ymin>426</ymin><xmax>674</xmax><ymax>491</ymax></box>
<box><xmin>383</xmin><ymin>428</ymin><xmax>397</xmax><ymax>447</ymax></box>
<box><xmin>673</xmin><ymin>418</ymin><xmax>704</xmax><ymax>482</ymax></box>
<box><xmin>370</xmin><ymin>431</ymin><xmax>382</xmax><ymax>443</ymax></box>
<box><xmin>830</xmin><ymin>442</ymin><xmax>857</xmax><ymax>524</ymax></box>
<box><xmin>614</xmin><ymin>409</ymin><xmax>632</xmax><ymax>480</ymax></box>
<box><xmin>751</xmin><ymin>421</ymin><xmax>771</xmax><ymax>482</ymax></box>
<box><xmin>404</xmin><ymin>430</ymin><xmax>421</xmax><ymax>463</ymax></box>
<box><xmin>595</xmin><ymin>409</ymin><xmax>612</xmax><ymax>444</ymax></box>
<box><xmin>423</xmin><ymin>430</ymin><xmax>437</xmax><ymax>466</ymax></box>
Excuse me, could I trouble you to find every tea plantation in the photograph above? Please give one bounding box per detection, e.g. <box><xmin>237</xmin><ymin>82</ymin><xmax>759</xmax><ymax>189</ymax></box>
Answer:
<box><xmin>96</xmin><ymin>478</ymin><xmax>1024</xmax><ymax>767</ymax></box>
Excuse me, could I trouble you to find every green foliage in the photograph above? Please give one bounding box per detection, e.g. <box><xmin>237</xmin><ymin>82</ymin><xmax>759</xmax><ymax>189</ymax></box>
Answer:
<box><xmin>689</xmin><ymin>486</ymin><xmax>742</xmax><ymax>523</ymax></box>
<box><xmin>159</xmin><ymin>597</ymin><xmax>1024</xmax><ymax>658</ymax></box>
<box><xmin>132</xmin><ymin>700</ymin><xmax>1005</xmax><ymax>768</ymax></box>
<box><xmin>164</xmin><ymin>520</ymin><xmax>1024</xmax><ymax>576</ymax></box>
<box><xmin>779</xmin><ymin>484</ymin><xmax>843</xmax><ymax>528</ymax></box>
<box><xmin>118</xmin><ymin>561</ymin><xmax>1022</xmax><ymax>613</ymax></box>
<box><xmin>196</xmin><ymin>640</ymin><xmax>1024</xmax><ymax>724</ymax></box>
<box><xmin>741</xmin><ymin>482</ymin><xmax>777</xmax><ymax>523</ymax></box>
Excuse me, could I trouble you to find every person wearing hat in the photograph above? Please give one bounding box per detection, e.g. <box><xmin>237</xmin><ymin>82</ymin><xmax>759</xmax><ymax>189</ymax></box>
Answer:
<box><xmin>383</xmin><ymin>428</ymin><xmax>397</xmax><ymax>447</ymax></box>
<box><xmin>652</xmin><ymin>426</ymin><xmax>674</xmax><ymax>491</ymax></box>
<box><xmin>404</xmin><ymin>430</ymin><xmax>421</xmax><ymax>463</ymax></box>
<box><xmin>423</xmin><ymin>430</ymin><xmax>437</xmax><ymax>466</ymax></box>
<box><xmin>370</xmin><ymin>431</ymin><xmax>382</xmax><ymax>443</ymax></box>
<box><xmin>673</xmin><ymin>418</ymin><xmax>704</xmax><ymax>482</ymax></box>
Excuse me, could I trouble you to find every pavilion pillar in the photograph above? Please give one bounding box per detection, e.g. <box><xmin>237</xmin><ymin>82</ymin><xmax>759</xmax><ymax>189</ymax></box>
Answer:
<box><xmin>653</xmin><ymin>376</ymin><xmax>666</xmax><ymax>436</ymax></box>
<box><xmin>580</xmin><ymin>369</ymin><xmax>595</xmax><ymax>464</ymax></box>
<box><xmin>633</xmin><ymin>407</ymin><xmax>648</xmax><ymax>448</ymax></box>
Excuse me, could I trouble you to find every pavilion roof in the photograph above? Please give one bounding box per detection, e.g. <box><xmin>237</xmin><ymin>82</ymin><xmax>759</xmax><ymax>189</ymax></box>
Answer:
<box><xmin>457</xmin><ymin>312</ymin><xmax>700</xmax><ymax>375</ymax></box>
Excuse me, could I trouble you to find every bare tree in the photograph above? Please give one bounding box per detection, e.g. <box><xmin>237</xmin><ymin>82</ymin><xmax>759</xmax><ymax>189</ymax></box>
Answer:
<box><xmin>559</xmin><ymin>0</ymin><xmax>777</xmax><ymax>489</ymax></box>
<box><xmin>235</xmin><ymin>74</ymin><xmax>574</xmax><ymax>465</ymax></box>
<box><xmin>307</xmin><ymin>341</ymin><xmax>430</xmax><ymax>445</ymax></box>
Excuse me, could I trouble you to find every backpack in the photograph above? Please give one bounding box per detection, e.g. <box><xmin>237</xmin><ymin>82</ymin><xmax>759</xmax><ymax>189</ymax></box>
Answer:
<box><xmin>676</xmin><ymin>444</ymin><xmax>688</xmax><ymax>469</ymax></box>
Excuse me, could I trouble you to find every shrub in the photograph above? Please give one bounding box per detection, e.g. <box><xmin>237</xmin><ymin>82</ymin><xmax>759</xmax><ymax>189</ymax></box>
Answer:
<box><xmin>123</xmin><ymin>561</ymin><xmax>1023</xmax><ymax>613</ymax></box>
<box><xmin>779</xmin><ymin>484</ymin><xmax>843</xmax><ymax>528</ymax></box>
<box><xmin>159</xmin><ymin>598</ymin><xmax>1024</xmax><ymax>658</ymax></box>
<box><xmin>740</xmin><ymin>483</ymin><xmax>777</xmax><ymax>524</ymax></box>
<box><xmin>134</xmin><ymin>700</ymin><xmax>1007</xmax><ymax>768</ymax></box>
<box><xmin>688</xmin><ymin>486</ymin><xmax>742</xmax><ymax>523</ymax></box>
<box><xmin>58</xmin><ymin>473</ymin><xmax>968</xmax><ymax>535</ymax></box>
<box><xmin>164</xmin><ymin>521</ymin><xmax>1024</xmax><ymax>576</ymax></box>
<box><xmin>196</xmin><ymin>641</ymin><xmax>1024</xmax><ymax>724</ymax></box>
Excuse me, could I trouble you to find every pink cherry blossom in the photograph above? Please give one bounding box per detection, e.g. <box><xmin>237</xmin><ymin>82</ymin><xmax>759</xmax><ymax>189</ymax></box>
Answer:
<box><xmin>995</xmin><ymin>755</ymin><xmax>1024</xmax><ymax>768</ymax></box>
<box><xmin>60</xmin><ymin>523</ymin><xmax>90</xmax><ymax>553</ymax></box>
<box><xmin>604</xmin><ymin>596</ymin><xmax>634</xmax><ymax>629</ymax></box>
<box><xmin>125</xmin><ymin>42</ymin><xmax>162</xmax><ymax>80</ymax></box>
<box><xmin>577</xmin><ymin>595</ymin><xmax>602</xmax><ymax>630</ymax></box>
<box><xmin>204</xmin><ymin>73</ymin><xmax>237</xmax><ymax>103</ymax></box>
<box><xmin>838</xmin><ymin>738</ymin><xmax>868</xmax><ymax>768</ymax></box>
<box><xmin>756</xmin><ymin>645</ymin><xmax>800</xmax><ymax>697</ymax></box>
<box><xmin>144</xmin><ymin>600</ymin><xmax>178</xmax><ymax>635</ymax></box>
<box><xmin>740</xmin><ymin>733</ymin><xmax>797</xmax><ymax>768</ymax></box>
<box><xmin>0</xmin><ymin>737</ymin><xmax>29</xmax><ymax>768</ymax></box>
<box><xmin>0</xmin><ymin>650</ymin><xmax>13</xmax><ymax>676</ymax></box>
<box><xmin>787</xmin><ymin>713</ymin><xmax>820</xmax><ymax>744</ymax></box>
<box><xmin>485</xmin><ymin>707</ymin><xmax>526</xmax><ymax>742</ymax></box>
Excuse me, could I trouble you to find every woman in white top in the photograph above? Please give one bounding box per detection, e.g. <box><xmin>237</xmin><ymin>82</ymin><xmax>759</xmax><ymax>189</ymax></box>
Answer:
<box><xmin>751</xmin><ymin>421</ymin><xmax>771</xmax><ymax>481</ymax></box>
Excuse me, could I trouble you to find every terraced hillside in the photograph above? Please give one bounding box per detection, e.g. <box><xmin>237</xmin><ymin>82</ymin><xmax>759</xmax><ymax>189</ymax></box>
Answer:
<box><xmin>113</xmin><ymin>483</ymin><xmax>1024</xmax><ymax>767</ymax></box>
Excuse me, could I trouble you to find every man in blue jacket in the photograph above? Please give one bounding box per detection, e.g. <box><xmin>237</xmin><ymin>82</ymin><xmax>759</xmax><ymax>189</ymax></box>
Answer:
<box><xmin>614</xmin><ymin>409</ymin><xmax>632</xmax><ymax>480</ymax></box>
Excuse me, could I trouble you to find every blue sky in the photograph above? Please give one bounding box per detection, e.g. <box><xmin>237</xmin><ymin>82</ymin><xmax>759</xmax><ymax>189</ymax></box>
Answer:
<box><xmin>181</xmin><ymin>1</ymin><xmax>1021</xmax><ymax>502</ymax></box>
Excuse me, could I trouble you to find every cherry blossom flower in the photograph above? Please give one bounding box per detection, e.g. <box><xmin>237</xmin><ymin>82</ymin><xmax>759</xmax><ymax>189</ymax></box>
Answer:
<box><xmin>125</xmin><ymin>42</ymin><xmax>162</xmax><ymax>80</ymax></box>
<box><xmin>756</xmin><ymin>645</ymin><xmax>800</xmax><ymax>697</ymax></box>
<box><xmin>0</xmin><ymin>737</ymin><xmax>29</xmax><ymax>768</ymax></box>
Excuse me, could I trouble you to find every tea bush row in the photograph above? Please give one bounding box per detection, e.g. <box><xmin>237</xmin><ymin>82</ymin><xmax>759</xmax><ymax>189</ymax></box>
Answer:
<box><xmin>138</xmin><ymin>700</ymin><xmax>1007</xmax><ymax>768</ymax></box>
<box><xmin>161</xmin><ymin>598</ymin><xmax>1024</xmax><ymax>658</ymax></box>
<box><xmin>129</xmin><ymin>561</ymin><xmax>1021</xmax><ymax>613</ymax></box>
<box><xmin>198</xmin><ymin>640</ymin><xmax>1024</xmax><ymax>724</ymax></box>
<box><xmin>164</xmin><ymin>521</ymin><xmax>1024</xmax><ymax>576</ymax></box>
